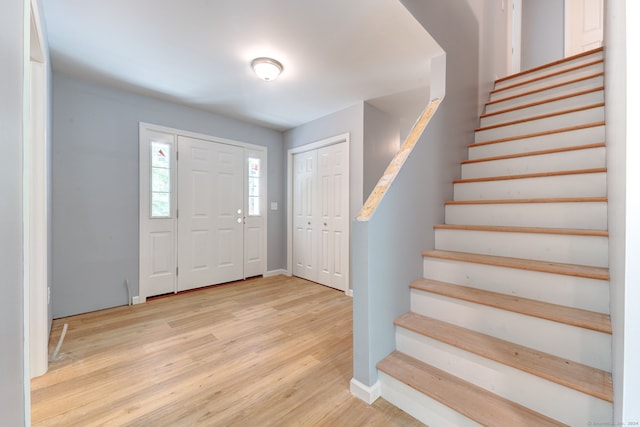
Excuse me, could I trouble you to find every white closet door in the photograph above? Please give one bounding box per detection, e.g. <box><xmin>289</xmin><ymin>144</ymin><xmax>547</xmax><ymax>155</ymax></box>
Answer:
<box><xmin>317</xmin><ymin>143</ymin><xmax>349</xmax><ymax>291</ymax></box>
<box><xmin>292</xmin><ymin>150</ymin><xmax>318</xmax><ymax>282</ymax></box>
<box><xmin>177</xmin><ymin>136</ymin><xmax>244</xmax><ymax>291</ymax></box>
<box><xmin>293</xmin><ymin>142</ymin><xmax>349</xmax><ymax>291</ymax></box>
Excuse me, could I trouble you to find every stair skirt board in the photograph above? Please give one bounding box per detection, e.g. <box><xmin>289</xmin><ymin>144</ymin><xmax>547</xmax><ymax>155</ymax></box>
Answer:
<box><xmin>461</xmin><ymin>146</ymin><xmax>606</xmax><ymax>179</ymax></box>
<box><xmin>422</xmin><ymin>257</ymin><xmax>610</xmax><ymax>313</ymax></box>
<box><xmin>410</xmin><ymin>290</ymin><xmax>611</xmax><ymax>370</ymax></box>
<box><xmin>468</xmin><ymin>124</ymin><xmax>605</xmax><ymax>159</ymax></box>
<box><xmin>434</xmin><ymin>228</ymin><xmax>608</xmax><ymax>267</ymax></box>
<box><xmin>395</xmin><ymin>329</ymin><xmax>612</xmax><ymax>426</ymax></box>
<box><xmin>485</xmin><ymin>74</ymin><xmax>604</xmax><ymax>114</ymax></box>
<box><xmin>379</xmin><ymin>372</ymin><xmax>482</xmax><ymax>427</ymax></box>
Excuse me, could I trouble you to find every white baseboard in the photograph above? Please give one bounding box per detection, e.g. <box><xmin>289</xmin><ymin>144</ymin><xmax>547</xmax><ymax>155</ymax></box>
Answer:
<box><xmin>264</xmin><ymin>269</ymin><xmax>290</xmax><ymax>277</ymax></box>
<box><xmin>350</xmin><ymin>378</ymin><xmax>381</xmax><ymax>404</ymax></box>
<box><xmin>345</xmin><ymin>288</ymin><xmax>353</xmax><ymax>297</ymax></box>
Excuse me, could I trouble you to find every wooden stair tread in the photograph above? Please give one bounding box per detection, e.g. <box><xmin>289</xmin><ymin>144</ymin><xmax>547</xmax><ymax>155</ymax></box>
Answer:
<box><xmin>445</xmin><ymin>196</ymin><xmax>607</xmax><ymax>205</ymax></box>
<box><xmin>480</xmin><ymin>87</ymin><xmax>604</xmax><ymax>119</ymax></box>
<box><xmin>487</xmin><ymin>72</ymin><xmax>604</xmax><ymax>107</ymax></box>
<box><xmin>453</xmin><ymin>167</ymin><xmax>606</xmax><ymax>184</ymax></box>
<box><xmin>476</xmin><ymin>103</ymin><xmax>604</xmax><ymax>133</ymax></box>
<box><xmin>495</xmin><ymin>47</ymin><xmax>603</xmax><ymax>85</ymax></box>
<box><xmin>422</xmin><ymin>250</ymin><xmax>610</xmax><ymax>281</ymax></box>
<box><xmin>470</xmin><ymin>121</ymin><xmax>605</xmax><ymax>147</ymax></box>
<box><xmin>462</xmin><ymin>142</ymin><xmax>605</xmax><ymax>165</ymax></box>
<box><xmin>395</xmin><ymin>312</ymin><xmax>613</xmax><ymax>402</ymax></box>
<box><xmin>491</xmin><ymin>59</ymin><xmax>604</xmax><ymax>95</ymax></box>
<box><xmin>434</xmin><ymin>224</ymin><xmax>608</xmax><ymax>237</ymax></box>
<box><xmin>377</xmin><ymin>351</ymin><xmax>568</xmax><ymax>427</ymax></box>
<box><xmin>411</xmin><ymin>278</ymin><xmax>611</xmax><ymax>334</ymax></box>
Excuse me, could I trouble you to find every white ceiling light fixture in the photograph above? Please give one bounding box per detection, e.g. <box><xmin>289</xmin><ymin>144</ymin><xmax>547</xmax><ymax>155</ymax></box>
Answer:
<box><xmin>251</xmin><ymin>57</ymin><xmax>283</xmax><ymax>81</ymax></box>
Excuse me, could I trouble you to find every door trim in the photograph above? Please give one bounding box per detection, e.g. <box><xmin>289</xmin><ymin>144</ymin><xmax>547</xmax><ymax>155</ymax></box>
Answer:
<box><xmin>139</xmin><ymin>122</ymin><xmax>268</xmax><ymax>301</ymax></box>
<box><xmin>286</xmin><ymin>133</ymin><xmax>350</xmax><ymax>293</ymax></box>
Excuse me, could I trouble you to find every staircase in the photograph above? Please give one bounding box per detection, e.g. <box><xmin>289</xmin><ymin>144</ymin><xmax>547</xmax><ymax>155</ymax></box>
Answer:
<box><xmin>377</xmin><ymin>48</ymin><xmax>612</xmax><ymax>426</ymax></box>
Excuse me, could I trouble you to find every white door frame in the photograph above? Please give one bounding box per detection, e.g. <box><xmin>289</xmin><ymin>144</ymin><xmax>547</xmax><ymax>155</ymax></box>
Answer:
<box><xmin>139</xmin><ymin>122</ymin><xmax>268</xmax><ymax>301</ymax></box>
<box><xmin>27</xmin><ymin>0</ymin><xmax>49</xmax><ymax>381</ymax></box>
<box><xmin>287</xmin><ymin>133</ymin><xmax>350</xmax><ymax>294</ymax></box>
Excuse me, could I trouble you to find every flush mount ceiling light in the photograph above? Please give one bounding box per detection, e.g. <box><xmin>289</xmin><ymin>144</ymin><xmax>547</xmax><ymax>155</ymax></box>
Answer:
<box><xmin>251</xmin><ymin>57</ymin><xmax>283</xmax><ymax>81</ymax></box>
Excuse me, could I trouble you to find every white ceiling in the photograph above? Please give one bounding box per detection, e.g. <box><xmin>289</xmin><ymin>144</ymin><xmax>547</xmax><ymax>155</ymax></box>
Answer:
<box><xmin>42</xmin><ymin>0</ymin><xmax>442</xmax><ymax>131</ymax></box>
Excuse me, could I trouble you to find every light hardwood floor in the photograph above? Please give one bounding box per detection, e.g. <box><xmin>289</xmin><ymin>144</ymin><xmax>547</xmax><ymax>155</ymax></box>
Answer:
<box><xmin>32</xmin><ymin>275</ymin><xmax>424</xmax><ymax>426</ymax></box>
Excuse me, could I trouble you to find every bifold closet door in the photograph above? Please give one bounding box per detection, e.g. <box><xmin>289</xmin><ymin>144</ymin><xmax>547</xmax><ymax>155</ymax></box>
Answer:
<box><xmin>292</xmin><ymin>142</ymin><xmax>349</xmax><ymax>291</ymax></box>
<box><xmin>177</xmin><ymin>136</ymin><xmax>244</xmax><ymax>292</ymax></box>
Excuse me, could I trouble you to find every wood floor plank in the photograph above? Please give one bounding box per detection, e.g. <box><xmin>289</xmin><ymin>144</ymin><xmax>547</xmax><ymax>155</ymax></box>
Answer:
<box><xmin>31</xmin><ymin>276</ymin><xmax>423</xmax><ymax>426</ymax></box>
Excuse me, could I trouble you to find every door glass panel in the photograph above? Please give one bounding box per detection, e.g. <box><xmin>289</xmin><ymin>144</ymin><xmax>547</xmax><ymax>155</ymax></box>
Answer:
<box><xmin>248</xmin><ymin>157</ymin><xmax>260</xmax><ymax>216</ymax></box>
<box><xmin>151</xmin><ymin>141</ymin><xmax>171</xmax><ymax>218</ymax></box>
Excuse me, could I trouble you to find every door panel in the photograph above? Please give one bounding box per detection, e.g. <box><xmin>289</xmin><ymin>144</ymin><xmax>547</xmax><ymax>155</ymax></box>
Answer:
<box><xmin>565</xmin><ymin>0</ymin><xmax>603</xmax><ymax>56</ymax></box>
<box><xmin>178</xmin><ymin>136</ymin><xmax>243</xmax><ymax>291</ymax></box>
<box><xmin>293</xmin><ymin>151</ymin><xmax>317</xmax><ymax>281</ymax></box>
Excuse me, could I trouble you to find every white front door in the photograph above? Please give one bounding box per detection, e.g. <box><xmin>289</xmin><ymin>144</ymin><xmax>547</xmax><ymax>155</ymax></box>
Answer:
<box><xmin>177</xmin><ymin>136</ymin><xmax>244</xmax><ymax>291</ymax></box>
<box><xmin>565</xmin><ymin>0</ymin><xmax>604</xmax><ymax>56</ymax></box>
<box><xmin>293</xmin><ymin>150</ymin><xmax>318</xmax><ymax>282</ymax></box>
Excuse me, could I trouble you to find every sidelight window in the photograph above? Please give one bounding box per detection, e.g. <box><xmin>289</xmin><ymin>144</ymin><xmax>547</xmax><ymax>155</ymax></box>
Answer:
<box><xmin>151</xmin><ymin>141</ymin><xmax>171</xmax><ymax>218</ymax></box>
<box><xmin>248</xmin><ymin>157</ymin><xmax>261</xmax><ymax>216</ymax></box>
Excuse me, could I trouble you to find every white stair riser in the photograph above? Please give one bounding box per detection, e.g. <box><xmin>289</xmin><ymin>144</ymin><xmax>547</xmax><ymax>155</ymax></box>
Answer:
<box><xmin>481</xmin><ymin>90</ymin><xmax>604</xmax><ymax>127</ymax></box>
<box><xmin>379</xmin><ymin>372</ymin><xmax>482</xmax><ymax>427</ymax></box>
<box><xmin>461</xmin><ymin>147</ymin><xmax>605</xmax><ymax>179</ymax></box>
<box><xmin>423</xmin><ymin>257</ymin><xmax>610</xmax><ymax>313</ymax></box>
<box><xmin>396</xmin><ymin>329</ymin><xmax>613</xmax><ymax>427</ymax></box>
<box><xmin>453</xmin><ymin>173</ymin><xmax>607</xmax><ymax>201</ymax></box>
<box><xmin>434</xmin><ymin>229</ymin><xmax>608</xmax><ymax>267</ymax></box>
<box><xmin>445</xmin><ymin>201</ymin><xmax>608</xmax><ymax>230</ymax></box>
<box><xmin>493</xmin><ymin>52</ymin><xmax>603</xmax><ymax>91</ymax></box>
<box><xmin>410</xmin><ymin>290</ymin><xmax>611</xmax><ymax>370</ymax></box>
<box><xmin>486</xmin><ymin>74</ymin><xmax>604</xmax><ymax>114</ymax></box>
<box><xmin>490</xmin><ymin>62</ymin><xmax>604</xmax><ymax>102</ymax></box>
<box><xmin>469</xmin><ymin>125</ymin><xmax>605</xmax><ymax>159</ymax></box>
<box><xmin>475</xmin><ymin>106</ymin><xmax>604</xmax><ymax>143</ymax></box>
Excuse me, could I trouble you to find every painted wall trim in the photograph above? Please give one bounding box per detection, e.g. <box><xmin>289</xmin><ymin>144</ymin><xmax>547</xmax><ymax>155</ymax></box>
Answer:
<box><xmin>350</xmin><ymin>378</ymin><xmax>381</xmax><ymax>404</ymax></box>
<box><xmin>264</xmin><ymin>269</ymin><xmax>289</xmax><ymax>277</ymax></box>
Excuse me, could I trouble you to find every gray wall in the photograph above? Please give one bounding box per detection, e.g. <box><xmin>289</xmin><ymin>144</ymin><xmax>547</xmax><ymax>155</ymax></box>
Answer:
<box><xmin>52</xmin><ymin>73</ymin><xmax>285</xmax><ymax>317</ymax></box>
<box><xmin>363</xmin><ymin>103</ymin><xmax>402</xmax><ymax>197</ymax></box>
<box><xmin>353</xmin><ymin>0</ymin><xmax>480</xmax><ymax>386</ymax></box>
<box><xmin>521</xmin><ymin>0</ymin><xmax>564</xmax><ymax>70</ymax></box>
<box><xmin>284</xmin><ymin>102</ymin><xmax>365</xmax><ymax>223</ymax></box>
<box><xmin>0</xmin><ymin>0</ymin><xmax>26</xmax><ymax>423</ymax></box>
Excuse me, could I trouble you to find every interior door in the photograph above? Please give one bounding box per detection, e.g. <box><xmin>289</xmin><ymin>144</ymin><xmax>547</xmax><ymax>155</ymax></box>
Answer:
<box><xmin>177</xmin><ymin>136</ymin><xmax>244</xmax><ymax>291</ymax></box>
<box><xmin>317</xmin><ymin>143</ymin><xmax>349</xmax><ymax>291</ymax></box>
<box><xmin>565</xmin><ymin>0</ymin><xmax>604</xmax><ymax>56</ymax></box>
<box><xmin>292</xmin><ymin>150</ymin><xmax>317</xmax><ymax>282</ymax></box>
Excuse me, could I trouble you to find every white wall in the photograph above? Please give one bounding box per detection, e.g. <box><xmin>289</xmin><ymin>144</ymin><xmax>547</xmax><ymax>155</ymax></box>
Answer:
<box><xmin>0</xmin><ymin>0</ymin><xmax>27</xmax><ymax>423</ymax></box>
<box><xmin>606</xmin><ymin>0</ymin><xmax>640</xmax><ymax>422</ymax></box>
<box><xmin>52</xmin><ymin>73</ymin><xmax>285</xmax><ymax>317</ymax></box>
